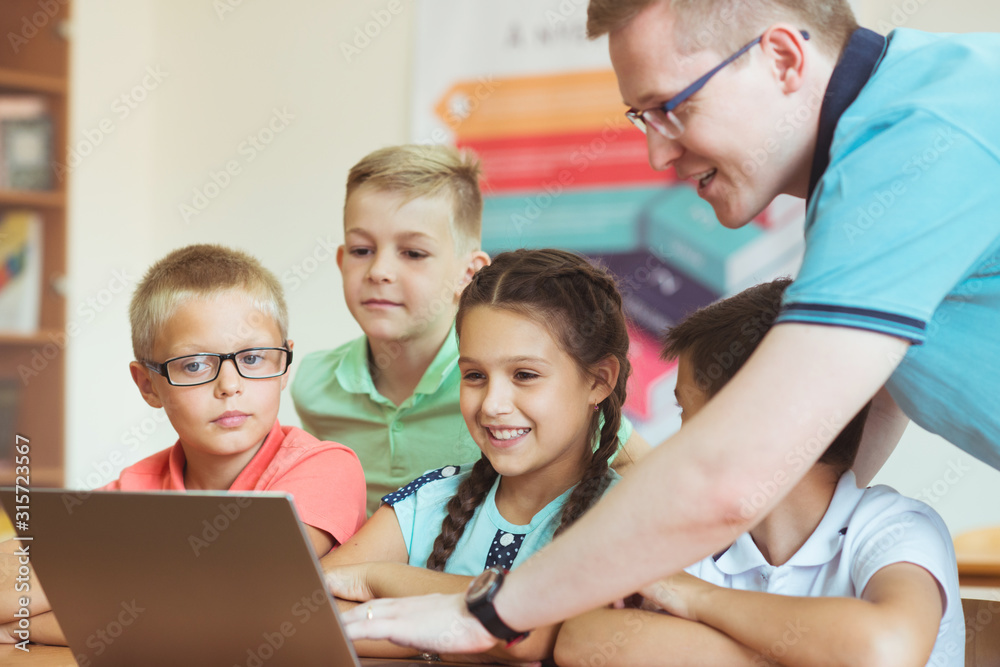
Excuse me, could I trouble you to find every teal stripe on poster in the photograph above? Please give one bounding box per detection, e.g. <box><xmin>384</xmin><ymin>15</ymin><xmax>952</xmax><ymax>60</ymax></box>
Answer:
<box><xmin>482</xmin><ymin>185</ymin><xmax>664</xmax><ymax>254</ymax></box>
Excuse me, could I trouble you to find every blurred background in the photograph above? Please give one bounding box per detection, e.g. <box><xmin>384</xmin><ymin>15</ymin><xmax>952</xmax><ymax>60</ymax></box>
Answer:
<box><xmin>3</xmin><ymin>0</ymin><xmax>999</xmax><ymax>538</ymax></box>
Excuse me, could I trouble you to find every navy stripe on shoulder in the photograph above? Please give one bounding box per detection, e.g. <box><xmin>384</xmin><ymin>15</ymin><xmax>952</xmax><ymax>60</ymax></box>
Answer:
<box><xmin>777</xmin><ymin>303</ymin><xmax>927</xmax><ymax>344</ymax></box>
<box><xmin>381</xmin><ymin>465</ymin><xmax>462</xmax><ymax>507</ymax></box>
<box><xmin>781</xmin><ymin>303</ymin><xmax>925</xmax><ymax>331</ymax></box>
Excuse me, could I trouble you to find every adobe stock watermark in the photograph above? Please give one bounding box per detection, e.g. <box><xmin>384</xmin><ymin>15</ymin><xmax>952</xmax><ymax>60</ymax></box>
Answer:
<box><xmin>281</xmin><ymin>235</ymin><xmax>339</xmax><ymax>294</ymax></box>
<box><xmin>853</xmin><ymin>512</ymin><xmax>920</xmax><ymax>575</ymax></box>
<box><xmin>913</xmin><ymin>459</ymin><xmax>970</xmax><ymax>507</ymax></box>
<box><xmin>214</xmin><ymin>0</ymin><xmax>250</xmax><ymax>21</ymax></box>
<box><xmin>235</xmin><ymin>586</ymin><xmax>334</xmax><ymax>667</ymax></box>
<box><xmin>62</xmin><ymin>412</ymin><xmax>170</xmax><ymax>514</ymax></box>
<box><xmin>842</xmin><ymin>126</ymin><xmax>959</xmax><ymax>245</ymax></box>
<box><xmin>924</xmin><ymin>251</ymin><xmax>999</xmax><ymax>341</ymax></box>
<box><xmin>752</xmin><ymin>618</ymin><xmax>808</xmax><ymax>666</ymax></box>
<box><xmin>572</xmin><ymin>609</ymin><xmax>647</xmax><ymax>667</ymax></box>
<box><xmin>644</xmin><ymin>581</ymin><xmax>806</xmax><ymax>665</ymax></box>
<box><xmin>178</xmin><ymin>107</ymin><xmax>295</xmax><ymax>223</ymax></box>
<box><xmin>17</xmin><ymin>268</ymin><xmax>138</xmax><ymax>385</ymax></box>
<box><xmin>53</xmin><ymin>66</ymin><xmax>168</xmax><ymax>182</ymax></box>
<box><xmin>188</xmin><ymin>497</ymin><xmax>253</xmax><ymax>556</ymax></box>
<box><xmin>544</xmin><ymin>0</ymin><xmax>588</xmax><ymax>27</ymax></box>
<box><xmin>359</xmin><ymin>273</ymin><xmax>469</xmax><ymax>373</ymax></box>
<box><xmin>737</xmin><ymin>410</ymin><xmax>850</xmax><ymax>522</ymax></box>
<box><xmin>507</xmin><ymin>117</ymin><xmax>627</xmax><ymax>239</ymax></box>
<box><xmin>419</xmin><ymin>75</ymin><xmax>501</xmax><ymax>146</ymax></box>
<box><xmin>966</xmin><ymin>594</ymin><xmax>1000</xmax><ymax>653</ymax></box>
<box><xmin>74</xmin><ymin>599</ymin><xmax>145</xmax><ymax>667</ymax></box>
<box><xmin>873</xmin><ymin>0</ymin><xmax>934</xmax><ymax>33</ymax></box>
<box><xmin>213</xmin><ymin>306</ymin><xmax>283</xmax><ymax>355</ymax></box>
<box><xmin>740</xmin><ymin>84</ymin><xmax>825</xmax><ymax>178</ymax></box>
<box><xmin>340</xmin><ymin>0</ymin><xmax>404</xmax><ymax>63</ymax></box>
<box><xmin>61</xmin><ymin>451</ymin><xmax>137</xmax><ymax>514</ymax></box>
<box><xmin>7</xmin><ymin>0</ymin><xmax>68</xmax><ymax>54</ymax></box>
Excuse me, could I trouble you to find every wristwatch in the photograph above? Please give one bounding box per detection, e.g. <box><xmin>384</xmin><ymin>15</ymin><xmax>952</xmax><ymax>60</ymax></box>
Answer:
<box><xmin>465</xmin><ymin>566</ymin><xmax>530</xmax><ymax>645</ymax></box>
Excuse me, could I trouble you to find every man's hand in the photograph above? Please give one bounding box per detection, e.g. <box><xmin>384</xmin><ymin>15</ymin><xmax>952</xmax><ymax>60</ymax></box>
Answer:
<box><xmin>342</xmin><ymin>592</ymin><xmax>499</xmax><ymax>654</ymax></box>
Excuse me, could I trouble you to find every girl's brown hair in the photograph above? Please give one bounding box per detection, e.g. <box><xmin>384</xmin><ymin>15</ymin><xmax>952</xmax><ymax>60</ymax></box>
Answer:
<box><xmin>425</xmin><ymin>248</ymin><xmax>631</xmax><ymax>571</ymax></box>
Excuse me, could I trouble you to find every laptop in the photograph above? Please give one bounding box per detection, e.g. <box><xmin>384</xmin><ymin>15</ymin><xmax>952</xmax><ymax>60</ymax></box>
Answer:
<box><xmin>0</xmin><ymin>489</ymin><xmax>471</xmax><ymax>667</ymax></box>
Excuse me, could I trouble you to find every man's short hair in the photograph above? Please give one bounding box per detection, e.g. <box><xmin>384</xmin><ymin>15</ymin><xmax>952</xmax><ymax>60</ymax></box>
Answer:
<box><xmin>587</xmin><ymin>0</ymin><xmax>858</xmax><ymax>60</ymax></box>
<box><xmin>345</xmin><ymin>144</ymin><xmax>483</xmax><ymax>254</ymax></box>
<box><xmin>129</xmin><ymin>244</ymin><xmax>288</xmax><ymax>362</ymax></box>
<box><xmin>661</xmin><ymin>278</ymin><xmax>869</xmax><ymax>474</ymax></box>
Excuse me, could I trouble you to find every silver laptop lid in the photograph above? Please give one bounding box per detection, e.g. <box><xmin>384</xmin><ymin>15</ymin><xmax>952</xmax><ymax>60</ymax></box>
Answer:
<box><xmin>0</xmin><ymin>489</ymin><xmax>361</xmax><ymax>667</ymax></box>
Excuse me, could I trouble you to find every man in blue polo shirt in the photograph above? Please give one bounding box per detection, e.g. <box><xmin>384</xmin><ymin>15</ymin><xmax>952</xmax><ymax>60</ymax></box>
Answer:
<box><xmin>341</xmin><ymin>0</ymin><xmax>1000</xmax><ymax>657</ymax></box>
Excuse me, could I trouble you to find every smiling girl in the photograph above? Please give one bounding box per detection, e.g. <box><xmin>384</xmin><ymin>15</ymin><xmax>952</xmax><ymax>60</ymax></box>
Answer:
<box><xmin>321</xmin><ymin>248</ymin><xmax>632</xmax><ymax>662</ymax></box>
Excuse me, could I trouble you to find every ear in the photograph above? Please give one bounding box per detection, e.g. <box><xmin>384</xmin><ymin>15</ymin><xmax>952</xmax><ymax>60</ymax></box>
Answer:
<box><xmin>280</xmin><ymin>339</ymin><xmax>294</xmax><ymax>390</ymax></box>
<box><xmin>589</xmin><ymin>356</ymin><xmax>621</xmax><ymax>406</ymax></box>
<box><xmin>336</xmin><ymin>245</ymin><xmax>345</xmax><ymax>272</ymax></box>
<box><xmin>760</xmin><ymin>23</ymin><xmax>808</xmax><ymax>94</ymax></box>
<box><xmin>130</xmin><ymin>361</ymin><xmax>165</xmax><ymax>409</ymax></box>
<box><xmin>453</xmin><ymin>250</ymin><xmax>491</xmax><ymax>301</ymax></box>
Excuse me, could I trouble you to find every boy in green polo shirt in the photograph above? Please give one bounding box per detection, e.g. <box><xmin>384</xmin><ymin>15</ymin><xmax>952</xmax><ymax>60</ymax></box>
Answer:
<box><xmin>292</xmin><ymin>144</ymin><xmax>649</xmax><ymax>515</ymax></box>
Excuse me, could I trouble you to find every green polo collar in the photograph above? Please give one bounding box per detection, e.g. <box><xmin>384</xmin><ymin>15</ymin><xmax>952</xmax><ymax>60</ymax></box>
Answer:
<box><xmin>333</xmin><ymin>324</ymin><xmax>460</xmax><ymax>407</ymax></box>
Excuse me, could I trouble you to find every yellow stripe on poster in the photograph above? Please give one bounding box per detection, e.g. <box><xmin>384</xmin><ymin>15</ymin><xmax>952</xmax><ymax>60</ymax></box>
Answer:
<box><xmin>436</xmin><ymin>69</ymin><xmax>632</xmax><ymax>141</ymax></box>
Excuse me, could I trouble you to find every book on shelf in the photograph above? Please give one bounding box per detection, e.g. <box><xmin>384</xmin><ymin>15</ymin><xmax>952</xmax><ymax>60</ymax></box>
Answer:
<box><xmin>641</xmin><ymin>186</ymin><xmax>804</xmax><ymax>295</ymax></box>
<box><xmin>0</xmin><ymin>378</ymin><xmax>19</xmax><ymax>467</ymax></box>
<box><xmin>0</xmin><ymin>210</ymin><xmax>43</xmax><ymax>334</ymax></box>
<box><xmin>0</xmin><ymin>95</ymin><xmax>53</xmax><ymax>191</ymax></box>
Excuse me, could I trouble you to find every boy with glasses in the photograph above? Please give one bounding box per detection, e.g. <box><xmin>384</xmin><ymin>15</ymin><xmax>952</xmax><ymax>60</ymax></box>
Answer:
<box><xmin>0</xmin><ymin>244</ymin><xmax>366</xmax><ymax>645</ymax></box>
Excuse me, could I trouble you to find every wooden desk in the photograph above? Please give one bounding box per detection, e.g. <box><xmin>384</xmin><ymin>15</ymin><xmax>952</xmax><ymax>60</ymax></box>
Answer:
<box><xmin>0</xmin><ymin>646</ymin><xmax>501</xmax><ymax>666</ymax></box>
<box><xmin>0</xmin><ymin>644</ymin><xmax>76</xmax><ymax>666</ymax></box>
<box><xmin>958</xmin><ymin>565</ymin><xmax>1000</xmax><ymax>590</ymax></box>
<box><xmin>961</xmin><ymin>575</ymin><xmax>1000</xmax><ymax>592</ymax></box>
<box><xmin>956</xmin><ymin>527</ymin><xmax>1000</xmax><ymax>590</ymax></box>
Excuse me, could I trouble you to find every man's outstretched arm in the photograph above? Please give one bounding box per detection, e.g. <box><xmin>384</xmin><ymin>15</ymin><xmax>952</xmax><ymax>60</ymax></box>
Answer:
<box><xmin>344</xmin><ymin>324</ymin><xmax>910</xmax><ymax>653</ymax></box>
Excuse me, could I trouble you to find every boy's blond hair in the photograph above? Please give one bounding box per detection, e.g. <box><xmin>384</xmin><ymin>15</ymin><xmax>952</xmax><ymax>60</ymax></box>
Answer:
<box><xmin>345</xmin><ymin>144</ymin><xmax>483</xmax><ymax>253</ymax></box>
<box><xmin>130</xmin><ymin>244</ymin><xmax>288</xmax><ymax>362</ymax></box>
<box><xmin>587</xmin><ymin>0</ymin><xmax>858</xmax><ymax>60</ymax></box>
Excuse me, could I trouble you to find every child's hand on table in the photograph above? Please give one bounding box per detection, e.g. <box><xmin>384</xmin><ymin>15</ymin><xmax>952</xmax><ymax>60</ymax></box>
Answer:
<box><xmin>0</xmin><ymin>620</ymin><xmax>19</xmax><ymax>644</ymax></box>
<box><xmin>324</xmin><ymin>562</ymin><xmax>376</xmax><ymax>602</ymax></box>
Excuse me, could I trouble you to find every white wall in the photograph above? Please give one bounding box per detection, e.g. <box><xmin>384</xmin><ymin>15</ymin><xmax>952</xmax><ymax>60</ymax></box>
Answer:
<box><xmin>856</xmin><ymin>0</ymin><xmax>1000</xmax><ymax>34</ymax></box>
<box><xmin>66</xmin><ymin>0</ymin><xmax>159</xmax><ymax>488</ymax></box>
<box><xmin>66</xmin><ymin>1</ymin><xmax>1000</xmax><ymax>536</ymax></box>
<box><xmin>67</xmin><ymin>0</ymin><xmax>415</xmax><ymax>488</ymax></box>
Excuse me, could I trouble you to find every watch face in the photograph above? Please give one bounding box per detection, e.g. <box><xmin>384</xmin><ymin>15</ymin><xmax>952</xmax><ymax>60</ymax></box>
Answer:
<box><xmin>468</xmin><ymin>568</ymin><xmax>500</xmax><ymax>601</ymax></box>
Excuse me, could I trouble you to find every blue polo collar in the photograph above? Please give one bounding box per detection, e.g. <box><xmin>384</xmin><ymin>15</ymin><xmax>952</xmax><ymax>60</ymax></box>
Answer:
<box><xmin>808</xmin><ymin>28</ymin><xmax>889</xmax><ymax>203</ymax></box>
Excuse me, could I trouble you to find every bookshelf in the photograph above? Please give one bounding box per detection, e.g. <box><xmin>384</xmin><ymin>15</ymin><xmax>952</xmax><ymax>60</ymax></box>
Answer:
<box><xmin>0</xmin><ymin>0</ymin><xmax>70</xmax><ymax>488</ymax></box>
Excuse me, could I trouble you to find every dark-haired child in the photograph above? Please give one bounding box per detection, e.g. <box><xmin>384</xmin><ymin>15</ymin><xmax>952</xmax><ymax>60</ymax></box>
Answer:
<box><xmin>321</xmin><ymin>248</ymin><xmax>631</xmax><ymax>662</ymax></box>
<box><xmin>555</xmin><ymin>279</ymin><xmax>964</xmax><ymax>667</ymax></box>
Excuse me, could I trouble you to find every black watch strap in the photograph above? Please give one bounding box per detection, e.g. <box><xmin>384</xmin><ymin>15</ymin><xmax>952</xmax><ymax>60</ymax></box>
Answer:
<box><xmin>465</xmin><ymin>568</ymin><xmax>529</xmax><ymax>644</ymax></box>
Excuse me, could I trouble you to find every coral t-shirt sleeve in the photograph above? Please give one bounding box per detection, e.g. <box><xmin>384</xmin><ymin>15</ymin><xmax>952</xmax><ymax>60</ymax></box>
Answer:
<box><xmin>267</xmin><ymin>441</ymin><xmax>367</xmax><ymax>545</ymax></box>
